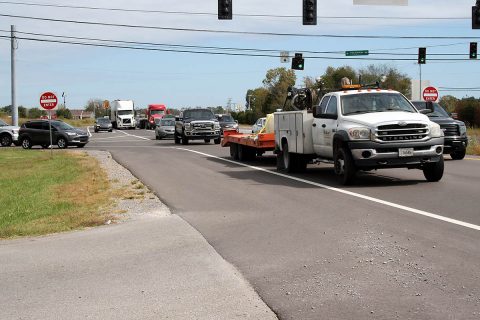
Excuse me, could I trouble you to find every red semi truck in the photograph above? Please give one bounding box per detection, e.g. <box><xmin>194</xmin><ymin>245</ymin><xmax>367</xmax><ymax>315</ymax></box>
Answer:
<box><xmin>138</xmin><ymin>104</ymin><xmax>168</xmax><ymax>129</ymax></box>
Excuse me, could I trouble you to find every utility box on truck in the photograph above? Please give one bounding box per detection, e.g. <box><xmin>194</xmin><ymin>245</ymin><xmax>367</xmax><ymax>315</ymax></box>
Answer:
<box><xmin>110</xmin><ymin>100</ymin><xmax>136</xmax><ymax>129</ymax></box>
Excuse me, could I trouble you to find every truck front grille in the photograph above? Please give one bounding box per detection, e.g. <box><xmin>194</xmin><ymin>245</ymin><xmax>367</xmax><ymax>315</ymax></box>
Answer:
<box><xmin>440</xmin><ymin>123</ymin><xmax>459</xmax><ymax>136</ymax></box>
<box><xmin>193</xmin><ymin>123</ymin><xmax>213</xmax><ymax>130</ymax></box>
<box><xmin>376</xmin><ymin>123</ymin><xmax>428</xmax><ymax>142</ymax></box>
<box><xmin>123</xmin><ymin>119</ymin><xmax>131</xmax><ymax>124</ymax></box>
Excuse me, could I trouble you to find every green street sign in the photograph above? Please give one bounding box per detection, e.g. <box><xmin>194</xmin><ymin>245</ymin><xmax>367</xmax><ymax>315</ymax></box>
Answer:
<box><xmin>345</xmin><ymin>50</ymin><xmax>369</xmax><ymax>56</ymax></box>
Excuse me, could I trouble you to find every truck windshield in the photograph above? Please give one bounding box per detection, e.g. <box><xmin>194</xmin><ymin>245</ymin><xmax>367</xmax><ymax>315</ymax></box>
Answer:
<box><xmin>183</xmin><ymin>110</ymin><xmax>215</xmax><ymax>120</ymax></box>
<box><xmin>411</xmin><ymin>102</ymin><xmax>450</xmax><ymax>118</ymax></box>
<box><xmin>118</xmin><ymin>110</ymin><xmax>133</xmax><ymax>115</ymax></box>
<box><xmin>150</xmin><ymin>110</ymin><xmax>165</xmax><ymax>115</ymax></box>
<box><xmin>342</xmin><ymin>93</ymin><xmax>416</xmax><ymax>116</ymax></box>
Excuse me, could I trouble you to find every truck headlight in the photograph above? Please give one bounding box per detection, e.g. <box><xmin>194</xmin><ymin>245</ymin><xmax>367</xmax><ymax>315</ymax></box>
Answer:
<box><xmin>184</xmin><ymin>123</ymin><xmax>191</xmax><ymax>130</ymax></box>
<box><xmin>459</xmin><ymin>124</ymin><xmax>467</xmax><ymax>136</ymax></box>
<box><xmin>429</xmin><ymin>122</ymin><xmax>443</xmax><ymax>138</ymax></box>
<box><xmin>214</xmin><ymin>123</ymin><xmax>221</xmax><ymax>129</ymax></box>
<box><xmin>348</xmin><ymin>127</ymin><xmax>371</xmax><ymax>140</ymax></box>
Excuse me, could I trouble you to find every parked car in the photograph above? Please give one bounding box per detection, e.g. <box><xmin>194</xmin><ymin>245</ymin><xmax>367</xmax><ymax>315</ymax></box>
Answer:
<box><xmin>252</xmin><ymin>117</ymin><xmax>266</xmax><ymax>133</ymax></box>
<box><xmin>0</xmin><ymin>119</ymin><xmax>20</xmax><ymax>147</ymax></box>
<box><xmin>94</xmin><ymin>117</ymin><xmax>113</xmax><ymax>132</ymax></box>
<box><xmin>215</xmin><ymin>114</ymin><xmax>238</xmax><ymax>135</ymax></box>
<box><xmin>155</xmin><ymin>118</ymin><xmax>175</xmax><ymax>140</ymax></box>
<box><xmin>411</xmin><ymin>101</ymin><xmax>468</xmax><ymax>160</ymax></box>
<box><xmin>18</xmin><ymin>120</ymin><xmax>89</xmax><ymax>149</ymax></box>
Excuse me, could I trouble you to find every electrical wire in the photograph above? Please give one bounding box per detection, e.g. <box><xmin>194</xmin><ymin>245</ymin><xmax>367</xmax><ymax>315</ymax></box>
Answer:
<box><xmin>0</xmin><ymin>1</ymin><xmax>469</xmax><ymax>20</ymax></box>
<box><xmin>0</xmin><ymin>34</ymin><xmax>476</xmax><ymax>62</ymax></box>
<box><xmin>1</xmin><ymin>13</ymin><xmax>479</xmax><ymax>40</ymax></box>
<box><xmin>0</xmin><ymin>30</ymin><xmax>470</xmax><ymax>56</ymax></box>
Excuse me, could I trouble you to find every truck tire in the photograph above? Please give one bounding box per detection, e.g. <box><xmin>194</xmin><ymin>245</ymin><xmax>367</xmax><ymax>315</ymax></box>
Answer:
<box><xmin>423</xmin><ymin>156</ymin><xmax>444</xmax><ymax>182</ymax></box>
<box><xmin>174</xmin><ymin>134</ymin><xmax>180</xmax><ymax>144</ymax></box>
<box><xmin>230</xmin><ymin>144</ymin><xmax>239</xmax><ymax>160</ymax></box>
<box><xmin>214</xmin><ymin>137</ymin><xmax>221</xmax><ymax>145</ymax></box>
<box><xmin>334</xmin><ymin>147</ymin><xmax>356</xmax><ymax>185</ymax></box>
<box><xmin>280</xmin><ymin>141</ymin><xmax>303</xmax><ymax>173</ymax></box>
<box><xmin>181</xmin><ymin>133</ymin><xmax>189</xmax><ymax>145</ymax></box>
<box><xmin>450</xmin><ymin>149</ymin><xmax>466</xmax><ymax>160</ymax></box>
<box><xmin>238</xmin><ymin>145</ymin><xmax>255</xmax><ymax>162</ymax></box>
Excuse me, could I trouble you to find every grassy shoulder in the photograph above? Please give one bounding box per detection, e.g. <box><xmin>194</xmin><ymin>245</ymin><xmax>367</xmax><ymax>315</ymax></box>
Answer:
<box><xmin>0</xmin><ymin>117</ymin><xmax>95</xmax><ymax>128</ymax></box>
<box><xmin>0</xmin><ymin>149</ymin><xmax>112</xmax><ymax>238</ymax></box>
<box><xmin>467</xmin><ymin>128</ymin><xmax>480</xmax><ymax>156</ymax></box>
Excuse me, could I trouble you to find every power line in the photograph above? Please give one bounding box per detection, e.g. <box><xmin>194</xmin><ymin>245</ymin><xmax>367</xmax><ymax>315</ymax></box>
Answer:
<box><xmin>1</xmin><ymin>13</ymin><xmax>479</xmax><ymax>40</ymax></box>
<box><xmin>0</xmin><ymin>30</ymin><xmax>472</xmax><ymax>57</ymax></box>
<box><xmin>0</xmin><ymin>1</ymin><xmax>469</xmax><ymax>20</ymax></box>
<box><xmin>0</xmin><ymin>34</ymin><xmax>476</xmax><ymax>61</ymax></box>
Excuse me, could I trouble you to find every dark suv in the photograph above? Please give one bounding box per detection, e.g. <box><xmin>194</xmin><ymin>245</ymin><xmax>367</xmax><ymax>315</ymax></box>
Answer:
<box><xmin>174</xmin><ymin>109</ymin><xmax>221</xmax><ymax>145</ymax></box>
<box><xmin>411</xmin><ymin>101</ymin><xmax>468</xmax><ymax>160</ymax></box>
<box><xmin>19</xmin><ymin>120</ymin><xmax>89</xmax><ymax>149</ymax></box>
<box><xmin>215</xmin><ymin>114</ymin><xmax>239</xmax><ymax>135</ymax></box>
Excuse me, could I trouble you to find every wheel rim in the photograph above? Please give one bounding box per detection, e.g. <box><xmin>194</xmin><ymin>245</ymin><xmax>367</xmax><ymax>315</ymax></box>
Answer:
<box><xmin>1</xmin><ymin>136</ymin><xmax>10</xmax><ymax>146</ymax></box>
<box><xmin>58</xmin><ymin>139</ymin><xmax>66</xmax><ymax>148</ymax></box>
<box><xmin>22</xmin><ymin>139</ymin><xmax>30</xmax><ymax>148</ymax></box>
<box><xmin>335</xmin><ymin>155</ymin><xmax>345</xmax><ymax>175</ymax></box>
<box><xmin>283</xmin><ymin>147</ymin><xmax>289</xmax><ymax>168</ymax></box>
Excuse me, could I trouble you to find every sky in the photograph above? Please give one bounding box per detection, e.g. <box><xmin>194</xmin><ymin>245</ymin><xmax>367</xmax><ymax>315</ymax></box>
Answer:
<box><xmin>0</xmin><ymin>0</ymin><xmax>479</xmax><ymax>111</ymax></box>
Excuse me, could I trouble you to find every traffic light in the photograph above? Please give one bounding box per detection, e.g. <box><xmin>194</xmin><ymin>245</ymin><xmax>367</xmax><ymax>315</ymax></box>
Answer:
<box><xmin>303</xmin><ymin>0</ymin><xmax>317</xmax><ymax>25</ymax></box>
<box><xmin>418</xmin><ymin>47</ymin><xmax>426</xmax><ymax>64</ymax></box>
<box><xmin>470</xmin><ymin>42</ymin><xmax>478</xmax><ymax>59</ymax></box>
<box><xmin>473</xmin><ymin>3</ymin><xmax>480</xmax><ymax>29</ymax></box>
<box><xmin>292</xmin><ymin>53</ymin><xmax>304</xmax><ymax>70</ymax></box>
<box><xmin>218</xmin><ymin>0</ymin><xmax>232</xmax><ymax>20</ymax></box>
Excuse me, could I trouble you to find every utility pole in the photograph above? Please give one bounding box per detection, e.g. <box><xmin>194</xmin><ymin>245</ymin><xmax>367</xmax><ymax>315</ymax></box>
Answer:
<box><xmin>11</xmin><ymin>25</ymin><xmax>17</xmax><ymax>126</ymax></box>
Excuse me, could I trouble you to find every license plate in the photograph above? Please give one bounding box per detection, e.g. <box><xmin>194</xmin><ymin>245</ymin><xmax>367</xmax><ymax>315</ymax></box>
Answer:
<box><xmin>399</xmin><ymin>148</ymin><xmax>414</xmax><ymax>157</ymax></box>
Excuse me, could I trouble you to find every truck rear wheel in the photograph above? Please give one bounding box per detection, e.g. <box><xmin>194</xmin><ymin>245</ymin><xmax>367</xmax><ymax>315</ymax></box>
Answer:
<box><xmin>279</xmin><ymin>141</ymin><xmax>305</xmax><ymax>173</ymax></box>
<box><xmin>230</xmin><ymin>144</ymin><xmax>239</xmax><ymax>160</ymax></box>
<box><xmin>423</xmin><ymin>156</ymin><xmax>444</xmax><ymax>182</ymax></box>
<box><xmin>334</xmin><ymin>147</ymin><xmax>356</xmax><ymax>185</ymax></box>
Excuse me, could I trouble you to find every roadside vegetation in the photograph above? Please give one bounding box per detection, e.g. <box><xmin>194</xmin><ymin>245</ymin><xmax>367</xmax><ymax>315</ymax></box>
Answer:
<box><xmin>0</xmin><ymin>149</ymin><xmax>112</xmax><ymax>238</ymax></box>
<box><xmin>467</xmin><ymin>128</ymin><xmax>480</xmax><ymax>156</ymax></box>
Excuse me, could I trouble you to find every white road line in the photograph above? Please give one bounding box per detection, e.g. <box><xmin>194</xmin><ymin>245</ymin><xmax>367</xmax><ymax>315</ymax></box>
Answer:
<box><xmin>116</xmin><ymin>130</ymin><xmax>151</xmax><ymax>141</ymax></box>
<box><xmin>175</xmin><ymin>147</ymin><xmax>480</xmax><ymax>232</ymax></box>
<box><xmin>86</xmin><ymin>126</ymin><xmax>92</xmax><ymax>137</ymax></box>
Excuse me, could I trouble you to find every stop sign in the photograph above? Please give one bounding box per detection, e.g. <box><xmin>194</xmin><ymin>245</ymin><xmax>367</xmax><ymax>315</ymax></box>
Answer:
<box><xmin>422</xmin><ymin>86</ymin><xmax>439</xmax><ymax>102</ymax></box>
<box><xmin>40</xmin><ymin>92</ymin><xmax>58</xmax><ymax>110</ymax></box>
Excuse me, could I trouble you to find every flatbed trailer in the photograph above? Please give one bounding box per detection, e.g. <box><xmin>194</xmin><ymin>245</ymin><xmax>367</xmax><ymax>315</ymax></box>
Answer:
<box><xmin>221</xmin><ymin>129</ymin><xmax>275</xmax><ymax>161</ymax></box>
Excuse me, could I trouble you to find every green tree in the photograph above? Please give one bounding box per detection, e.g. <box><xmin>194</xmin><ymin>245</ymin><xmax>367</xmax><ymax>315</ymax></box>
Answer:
<box><xmin>56</xmin><ymin>105</ymin><xmax>73</xmax><ymax>119</ymax></box>
<box><xmin>85</xmin><ymin>98</ymin><xmax>106</xmax><ymax>118</ymax></box>
<box><xmin>439</xmin><ymin>95</ymin><xmax>459</xmax><ymax>113</ymax></box>
<box><xmin>358</xmin><ymin>64</ymin><xmax>411</xmax><ymax>97</ymax></box>
<box><xmin>319</xmin><ymin>66</ymin><xmax>356</xmax><ymax>91</ymax></box>
<box><xmin>262</xmin><ymin>67</ymin><xmax>296</xmax><ymax>114</ymax></box>
<box><xmin>455</xmin><ymin>97</ymin><xmax>480</xmax><ymax>127</ymax></box>
<box><xmin>28</xmin><ymin>108</ymin><xmax>46</xmax><ymax>119</ymax></box>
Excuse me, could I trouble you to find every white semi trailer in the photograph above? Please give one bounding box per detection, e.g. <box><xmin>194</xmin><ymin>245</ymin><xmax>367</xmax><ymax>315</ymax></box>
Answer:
<box><xmin>110</xmin><ymin>100</ymin><xmax>136</xmax><ymax>129</ymax></box>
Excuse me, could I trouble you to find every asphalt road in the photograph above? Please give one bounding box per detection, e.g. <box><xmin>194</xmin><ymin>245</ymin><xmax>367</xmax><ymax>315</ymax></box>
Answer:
<box><xmin>87</xmin><ymin>128</ymin><xmax>480</xmax><ymax>320</ymax></box>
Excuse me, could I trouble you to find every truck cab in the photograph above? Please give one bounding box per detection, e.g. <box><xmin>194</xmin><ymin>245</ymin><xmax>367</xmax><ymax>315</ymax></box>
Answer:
<box><xmin>275</xmin><ymin>86</ymin><xmax>445</xmax><ymax>184</ymax></box>
<box><xmin>146</xmin><ymin>104</ymin><xmax>167</xmax><ymax>130</ymax></box>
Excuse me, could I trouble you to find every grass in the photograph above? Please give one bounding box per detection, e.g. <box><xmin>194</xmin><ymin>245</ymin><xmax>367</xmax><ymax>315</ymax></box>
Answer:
<box><xmin>0</xmin><ymin>149</ymin><xmax>112</xmax><ymax>238</ymax></box>
<box><xmin>0</xmin><ymin>117</ymin><xmax>94</xmax><ymax>128</ymax></box>
<box><xmin>467</xmin><ymin>128</ymin><xmax>480</xmax><ymax>156</ymax></box>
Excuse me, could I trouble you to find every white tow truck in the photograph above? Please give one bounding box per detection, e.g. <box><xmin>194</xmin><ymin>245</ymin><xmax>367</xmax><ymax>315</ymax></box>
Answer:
<box><xmin>274</xmin><ymin>84</ymin><xmax>445</xmax><ymax>184</ymax></box>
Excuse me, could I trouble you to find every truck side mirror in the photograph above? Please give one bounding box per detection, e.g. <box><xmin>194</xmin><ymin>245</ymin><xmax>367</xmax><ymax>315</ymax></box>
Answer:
<box><xmin>419</xmin><ymin>109</ymin><xmax>432</xmax><ymax>115</ymax></box>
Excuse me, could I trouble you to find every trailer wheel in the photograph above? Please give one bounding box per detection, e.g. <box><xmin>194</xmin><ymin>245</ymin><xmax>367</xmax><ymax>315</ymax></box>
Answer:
<box><xmin>334</xmin><ymin>147</ymin><xmax>356</xmax><ymax>185</ymax></box>
<box><xmin>230</xmin><ymin>144</ymin><xmax>239</xmax><ymax>160</ymax></box>
<box><xmin>423</xmin><ymin>156</ymin><xmax>444</xmax><ymax>182</ymax></box>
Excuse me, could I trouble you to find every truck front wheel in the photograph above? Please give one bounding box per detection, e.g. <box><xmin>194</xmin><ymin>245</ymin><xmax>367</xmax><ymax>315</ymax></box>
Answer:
<box><xmin>450</xmin><ymin>149</ymin><xmax>466</xmax><ymax>160</ymax></box>
<box><xmin>423</xmin><ymin>157</ymin><xmax>444</xmax><ymax>182</ymax></box>
<box><xmin>181</xmin><ymin>133</ymin><xmax>189</xmax><ymax>145</ymax></box>
<box><xmin>334</xmin><ymin>147</ymin><xmax>356</xmax><ymax>185</ymax></box>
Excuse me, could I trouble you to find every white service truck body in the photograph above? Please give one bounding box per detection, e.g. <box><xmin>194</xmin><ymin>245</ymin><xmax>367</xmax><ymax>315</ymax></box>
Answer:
<box><xmin>110</xmin><ymin>100</ymin><xmax>136</xmax><ymax>129</ymax></box>
<box><xmin>274</xmin><ymin>88</ymin><xmax>445</xmax><ymax>184</ymax></box>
